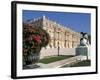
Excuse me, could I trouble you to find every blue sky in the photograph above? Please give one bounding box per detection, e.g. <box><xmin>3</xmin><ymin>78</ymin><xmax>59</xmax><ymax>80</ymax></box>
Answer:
<box><xmin>23</xmin><ymin>10</ymin><xmax>91</xmax><ymax>34</ymax></box>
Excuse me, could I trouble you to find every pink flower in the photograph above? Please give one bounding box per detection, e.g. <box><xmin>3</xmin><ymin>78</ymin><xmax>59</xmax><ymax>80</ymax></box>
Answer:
<box><xmin>33</xmin><ymin>35</ymin><xmax>41</xmax><ymax>43</ymax></box>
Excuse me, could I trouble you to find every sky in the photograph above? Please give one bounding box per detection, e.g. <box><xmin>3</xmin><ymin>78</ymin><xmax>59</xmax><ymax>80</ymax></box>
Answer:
<box><xmin>23</xmin><ymin>10</ymin><xmax>91</xmax><ymax>34</ymax></box>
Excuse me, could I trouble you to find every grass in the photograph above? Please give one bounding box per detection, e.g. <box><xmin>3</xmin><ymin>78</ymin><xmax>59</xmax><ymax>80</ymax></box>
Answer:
<box><xmin>38</xmin><ymin>55</ymin><xmax>74</xmax><ymax>64</ymax></box>
<box><xmin>62</xmin><ymin>60</ymin><xmax>91</xmax><ymax>67</ymax></box>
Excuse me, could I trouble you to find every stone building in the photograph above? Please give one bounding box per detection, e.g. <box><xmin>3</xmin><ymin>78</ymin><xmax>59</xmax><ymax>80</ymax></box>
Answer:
<box><xmin>26</xmin><ymin>15</ymin><xmax>81</xmax><ymax>49</ymax></box>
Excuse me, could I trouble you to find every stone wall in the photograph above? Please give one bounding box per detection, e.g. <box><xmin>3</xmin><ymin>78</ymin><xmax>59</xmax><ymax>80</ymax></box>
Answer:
<box><xmin>40</xmin><ymin>48</ymin><xmax>76</xmax><ymax>59</ymax></box>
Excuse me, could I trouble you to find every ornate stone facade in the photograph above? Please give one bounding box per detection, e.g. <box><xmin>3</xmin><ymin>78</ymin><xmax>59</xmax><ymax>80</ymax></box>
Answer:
<box><xmin>27</xmin><ymin>16</ymin><xmax>81</xmax><ymax>48</ymax></box>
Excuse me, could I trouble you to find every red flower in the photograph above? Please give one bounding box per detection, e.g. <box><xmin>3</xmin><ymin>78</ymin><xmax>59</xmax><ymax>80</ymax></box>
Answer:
<box><xmin>33</xmin><ymin>35</ymin><xmax>41</xmax><ymax>43</ymax></box>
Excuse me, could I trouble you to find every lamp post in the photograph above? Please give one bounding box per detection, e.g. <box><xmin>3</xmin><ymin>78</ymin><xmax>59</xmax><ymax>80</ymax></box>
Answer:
<box><xmin>58</xmin><ymin>31</ymin><xmax>60</xmax><ymax>56</ymax></box>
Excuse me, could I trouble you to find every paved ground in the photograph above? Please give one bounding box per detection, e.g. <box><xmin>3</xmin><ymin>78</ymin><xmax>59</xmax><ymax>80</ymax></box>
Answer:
<box><xmin>23</xmin><ymin>55</ymin><xmax>87</xmax><ymax>69</ymax></box>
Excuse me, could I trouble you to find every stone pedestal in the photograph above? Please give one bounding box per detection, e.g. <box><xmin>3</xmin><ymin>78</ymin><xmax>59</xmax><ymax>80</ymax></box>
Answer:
<box><xmin>76</xmin><ymin>45</ymin><xmax>90</xmax><ymax>60</ymax></box>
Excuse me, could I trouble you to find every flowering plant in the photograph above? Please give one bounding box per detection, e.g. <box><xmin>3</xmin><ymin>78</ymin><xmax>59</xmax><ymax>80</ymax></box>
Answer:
<box><xmin>23</xmin><ymin>23</ymin><xmax>50</xmax><ymax>55</ymax></box>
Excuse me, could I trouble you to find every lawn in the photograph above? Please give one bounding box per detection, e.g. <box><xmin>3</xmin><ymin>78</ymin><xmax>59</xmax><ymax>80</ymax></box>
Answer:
<box><xmin>62</xmin><ymin>60</ymin><xmax>91</xmax><ymax>67</ymax></box>
<box><xmin>38</xmin><ymin>55</ymin><xmax>74</xmax><ymax>64</ymax></box>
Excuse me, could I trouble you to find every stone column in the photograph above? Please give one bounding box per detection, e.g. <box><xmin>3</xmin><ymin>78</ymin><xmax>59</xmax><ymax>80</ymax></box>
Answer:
<box><xmin>68</xmin><ymin>34</ymin><xmax>72</xmax><ymax>48</ymax></box>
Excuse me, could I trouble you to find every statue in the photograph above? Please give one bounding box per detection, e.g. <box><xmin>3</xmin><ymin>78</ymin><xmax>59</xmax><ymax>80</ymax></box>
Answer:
<box><xmin>76</xmin><ymin>32</ymin><xmax>90</xmax><ymax>60</ymax></box>
<box><xmin>80</xmin><ymin>32</ymin><xmax>89</xmax><ymax>46</ymax></box>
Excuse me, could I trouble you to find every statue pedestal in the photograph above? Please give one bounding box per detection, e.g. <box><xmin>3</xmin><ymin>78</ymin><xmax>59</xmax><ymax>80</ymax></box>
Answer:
<box><xmin>76</xmin><ymin>45</ymin><xmax>90</xmax><ymax>60</ymax></box>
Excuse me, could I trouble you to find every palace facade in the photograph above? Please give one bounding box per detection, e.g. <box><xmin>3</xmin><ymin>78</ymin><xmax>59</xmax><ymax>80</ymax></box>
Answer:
<box><xmin>26</xmin><ymin>16</ymin><xmax>81</xmax><ymax>48</ymax></box>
